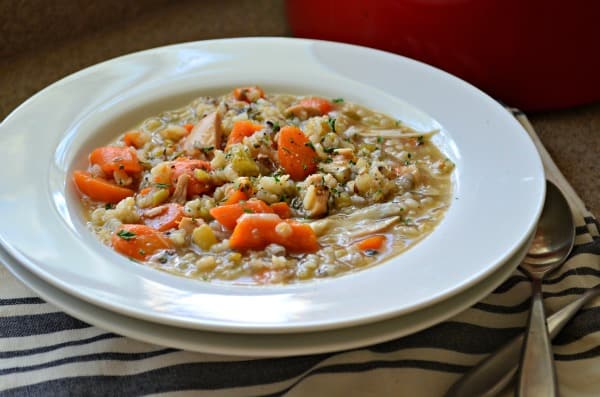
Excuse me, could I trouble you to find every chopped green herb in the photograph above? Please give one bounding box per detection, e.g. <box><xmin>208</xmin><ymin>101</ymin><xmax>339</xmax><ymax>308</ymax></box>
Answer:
<box><xmin>117</xmin><ymin>230</ymin><xmax>136</xmax><ymax>240</ymax></box>
<box><xmin>324</xmin><ymin>157</ymin><xmax>333</xmax><ymax>163</ymax></box>
<box><xmin>328</xmin><ymin>117</ymin><xmax>336</xmax><ymax>132</ymax></box>
<box><xmin>407</xmin><ymin>153</ymin><xmax>412</xmax><ymax>159</ymax></box>
<box><xmin>349</xmin><ymin>160</ymin><xmax>356</xmax><ymax>166</ymax></box>
<box><xmin>158</xmin><ymin>256</ymin><xmax>168</xmax><ymax>264</ymax></box>
<box><xmin>323</xmin><ymin>147</ymin><xmax>336</xmax><ymax>154</ymax></box>
<box><xmin>304</xmin><ymin>141</ymin><xmax>316</xmax><ymax>151</ymax></box>
<box><xmin>201</xmin><ymin>146</ymin><xmax>214</xmax><ymax>153</ymax></box>
<box><xmin>155</xmin><ymin>182</ymin><xmax>170</xmax><ymax>189</ymax></box>
<box><xmin>243</xmin><ymin>208</ymin><xmax>254</xmax><ymax>213</ymax></box>
<box><xmin>417</xmin><ymin>135</ymin><xmax>424</xmax><ymax>145</ymax></box>
<box><xmin>104</xmin><ymin>203</ymin><xmax>114</xmax><ymax>210</ymax></box>
<box><xmin>138</xmin><ymin>249</ymin><xmax>146</xmax><ymax>256</ymax></box>
<box><xmin>267</xmin><ymin>120</ymin><xmax>281</xmax><ymax>132</ymax></box>
<box><xmin>332</xmin><ymin>98</ymin><xmax>344</xmax><ymax>103</ymax></box>
<box><xmin>377</xmin><ymin>136</ymin><xmax>384</xmax><ymax>144</ymax></box>
<box><xmin>273</xmin><ymin>173</ymin><xmax>280</xmax><ymax>183</ymax></box>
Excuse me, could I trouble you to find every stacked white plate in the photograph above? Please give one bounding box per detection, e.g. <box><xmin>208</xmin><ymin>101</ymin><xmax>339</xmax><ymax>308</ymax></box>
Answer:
<box><xmin>0</xmin><ymin>38</ymin><xmax>545</xmax><ymax>357</ymax></box>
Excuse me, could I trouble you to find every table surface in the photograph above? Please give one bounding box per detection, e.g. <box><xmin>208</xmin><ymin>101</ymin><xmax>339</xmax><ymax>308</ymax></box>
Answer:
<box><xmin>1</xmin><ymin>0</ymin><xmax>598</xmax><ymax>218</ymax></box>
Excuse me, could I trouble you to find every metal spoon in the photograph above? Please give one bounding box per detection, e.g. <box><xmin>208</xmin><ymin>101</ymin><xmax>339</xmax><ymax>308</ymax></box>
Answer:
<box><xmin>445</xmin><ymin>180</ymin><xmax>575</xmax><ymax>397</ymax></box>
<box><xmin>445</xmin><ymin>286</ymin><xmax>600</xmax><ymax>397</ymax></box>
<box><xmin>517</xmin><ymin>180</ymin><xmax>574</xmax><ymax>396</ymax></box>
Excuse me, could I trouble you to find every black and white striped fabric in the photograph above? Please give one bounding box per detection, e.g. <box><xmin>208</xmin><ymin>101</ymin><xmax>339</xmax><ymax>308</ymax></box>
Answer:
<box><xmin>1</xmin><ymin>111</ymin><xmax>599</xmax><ymax>396</ymax></box>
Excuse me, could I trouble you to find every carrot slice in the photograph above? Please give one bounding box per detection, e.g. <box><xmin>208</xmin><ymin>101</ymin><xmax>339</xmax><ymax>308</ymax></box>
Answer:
<box><xmin>277</xmin><ymin>126</ymin><xmax>317</xmax><ymax>180</ymax></box>
<box><xmin>225</xmin><ymin>121</ymin><xmax>263</xmax><ymax>149</ymax></box>
<box><xmin>297</xmin><ymin>97</ymin><xmax>333</xmax><ymax>115</ymax></box>
<box><xmin>233</xmin><ymin>86</ymin><xmax>265</xmax><ymax>103</ymax></box>
<box><xmin>183</xmin><ymin>123</ymin><xmax>194</xmax><ymax>133</ymax></box>
<box><xmin>356</xmin><ymin>235</ymin><xmax>387</xmax><ymax>252</ymax></box>
<box><xmin>229</xmin><ymin>214</ymin><xmax>319</xmax><ymax>253</ymax></box>
<box><xmin>223</xmin><ymin>189</ymin><xmax>249</xmax><ymax>205</ymax></box>
<box><xmin>111</xmin><ymin>224</ymin><xmax>172</xmax><ymax>260</ymax></box>
<box><xmin>142</xmin><ymin>203</ymin><xmax>184</xmax><ymax>231</ymax></box>
<box><xmin>170</xmin><ymin>159</ymin><xmax>212</xmax><ymax>198</ymax></box>
<box><xmin>73</xmin><ymin>170</ymin><xmax>135</xmax><ymax>203</ymax></box>
<box><xmin>89</xmin><ymin>146</ymin><xmax>142</xmax><ymax>175</ymax></box>
<box><xmin>271</xmin><ymin>202</ymin><xmax>291</xmax><ymax>219</ymax></box>
<box><xmin>209</xmin><ymin>199</ymin><xmax>273</xmax><ymax>230</ymax></box>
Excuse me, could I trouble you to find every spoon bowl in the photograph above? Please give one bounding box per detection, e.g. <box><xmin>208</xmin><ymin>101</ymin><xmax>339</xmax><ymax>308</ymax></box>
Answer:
<box><xmin>517</xmin><ymin>180</ymin><xmax>575</xmax><ymax>397</ymax></box>
<box><xmin>521</xmin><ymin>181</ymin><xmax>575</xmax><ymax>272</ymax></box>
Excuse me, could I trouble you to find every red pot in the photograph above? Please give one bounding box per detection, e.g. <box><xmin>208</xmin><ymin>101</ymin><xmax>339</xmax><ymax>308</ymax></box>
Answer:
<box><xmin>286</xmin><ymin>0</ymin><xmax>600</xmax><ymax>111</ymax></box>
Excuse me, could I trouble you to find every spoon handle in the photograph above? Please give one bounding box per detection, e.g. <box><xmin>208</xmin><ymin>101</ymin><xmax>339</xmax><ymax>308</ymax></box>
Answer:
<box><xmin>516</xmin><ymin>278</ymin><xmax>558</xmax><ymax>396</ymax></box>
<box><xmin>444</xmin><ymin>287</ymin><xmax>600</xmax><ymax>397</ymax></box>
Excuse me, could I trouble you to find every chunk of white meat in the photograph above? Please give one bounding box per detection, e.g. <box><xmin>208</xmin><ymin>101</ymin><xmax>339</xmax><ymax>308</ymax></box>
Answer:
<box><xmin>172</xmin><ymin>173</ymin><xmax>189</xmax><ymax>205</ymax></box>
<box><xmin>182</xmin><ymin>112</ymin><xmax>221</xmax><ymax>158</ymax></box>
<box><xmin>303</xmin><ymin>184</ymin><xmax>329</xmax><ymax>218</ymax></box>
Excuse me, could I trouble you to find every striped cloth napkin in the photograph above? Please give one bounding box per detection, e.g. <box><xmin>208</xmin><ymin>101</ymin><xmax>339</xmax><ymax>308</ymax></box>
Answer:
<box><xmin>1</xmin><ymin>110</ymin><xmax>599</xmax><ymax>396</ymax></box>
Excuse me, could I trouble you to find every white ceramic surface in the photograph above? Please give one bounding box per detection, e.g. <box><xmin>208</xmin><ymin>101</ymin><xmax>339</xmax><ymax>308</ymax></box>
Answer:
<box><xmin>1</xmin><ymin>235</ymin><xmax>529</xmax><ymax>357</ymax></box>
<box><xmin>0</xmin><ymin>38</ymin><xmax>545</xmax><ymax>333</ymax></box>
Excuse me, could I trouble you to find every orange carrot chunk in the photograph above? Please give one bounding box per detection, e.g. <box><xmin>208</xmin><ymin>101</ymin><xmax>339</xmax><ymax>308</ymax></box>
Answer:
<box><xmin>112</xmin><ymin>224</ymin><xmax>172</xmax><ymax>261</ymax></box>
<box><xmin>73</xmin><ymin>170</ymin><xmax>135</xmax><ymax>203</ymax></box>
<box><xmin>233</xmin><ymin>86</ymin><xmax>265</xmax><ymax>103</ymax></box>
<box><xmin>183</xmin><ymin>123</ymin><xmax>194</xmax><ymax>133</ymax></box>
<box><xmin>170</xmin><ymin>159</ymin><xmax>212</xmax><ymax>198</ymax></box>
<box><xmin>356</xmin><ymin>235</ymin><xmax>387</xmax><ymax>252</ymax></box>
<box><xmin>297</xmin><ymin>97</ymin><xmax>333</xmax><ymax>115</ymax></box>
<box><xmin>226</xmin><ymin>121</ymin><xmax>263</xmax><ymax>149</ymax></box>
<box><xmin>271</xmin><ymin>202</ymin><xmax>292</xmax><ymax>219</ymax></box>
<box><xmin>277</xmin><ymin>126</ymin><xmax>317</xmax><ymax>181</ymax></box>
<box><xmin>142</xmin><ymin>203</ymin><xmax>184</xmax><ymax>232</ymax></box>
<box><xmin>209</xmin><ymin>199</ymin><xmax>273</xmax><ymax>230</ymax></box>
<box><xmin>223</xmin><ymin>189</ymin><xmax>249</xmax><ymax>205</ymax></box>
<box><xmin>89</xmin><ymin>146</ymin><xmax>142</xmax><ymax>176</ymax></box>
<box><xmin>229</xmin><ymin>214</ymin><xmax>319</xmax><ymax>253</ymax></box>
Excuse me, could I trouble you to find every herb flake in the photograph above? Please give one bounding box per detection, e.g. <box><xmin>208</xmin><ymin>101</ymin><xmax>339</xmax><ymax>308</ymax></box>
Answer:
<box><xmin>328</xmin><ymin>117</ymin><xmax>336</xmax><ymax>132</ymax></box>
<box><xmin>117</xmin><ymin>230</ymin><xmax>136</xmax><ymax>240</ymax></box>
<box><xmin>304</xmin><ymin>141</ymin><xmax>316</xmax><ymax>151</ymax></box>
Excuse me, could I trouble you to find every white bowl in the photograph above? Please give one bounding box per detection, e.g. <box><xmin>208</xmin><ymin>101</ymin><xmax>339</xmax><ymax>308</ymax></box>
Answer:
<box><xmin>0</xmin><ymin>38</ymin><xmax>545</xmax><ymax>333</ymax></box>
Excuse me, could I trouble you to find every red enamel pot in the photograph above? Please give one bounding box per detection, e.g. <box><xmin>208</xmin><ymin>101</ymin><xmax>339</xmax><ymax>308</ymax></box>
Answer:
<box><xmin>286</xmin><ymin>0</ymin><xmax>600</xmax><ymax>111</ymax></box>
